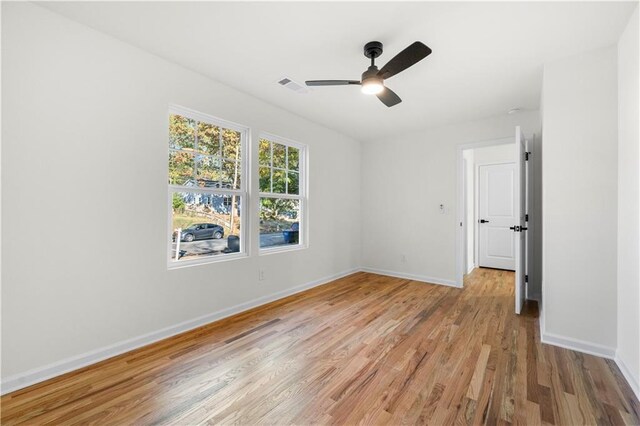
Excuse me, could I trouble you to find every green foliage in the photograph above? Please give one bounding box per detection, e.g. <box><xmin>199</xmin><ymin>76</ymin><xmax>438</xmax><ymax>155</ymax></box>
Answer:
<box><xmin>196</xmin><ymin>155</ymin><xmax>221</xmax><ymax>184</ymax></box>
<box><xmin>221</xmin><ymin>159</ymin><xmax>241</xmax><ymax>189</ymax></box>
<box><xmin>172</xmin><ymin>193</ymin><xmax>185</xmax><ymax>212</ymax></box>
<box><xmin>197</xmin><ymin>122</ymin><xmax>220</xmax><ymax>155</ymax></box>
<box><xmin>272</xmin><ymin>143</ymin><xmax>286</xmax><ymax>169</ymax></box>
<box><xmin>222</xmin><ymin>129</ymin><xmax>241</xmax><ymax>160</ymax></box>
<box><xmin>258</xmin><ymin>139</ymin><xmax>300</xmax><ymax>195</ymax></box>
<box><xmin>259</xmin><ymin>167</ymin><xmax>271</xmax><ymax>192</ymax></box>
<box><xmin>272</xmin><ymin>170</ymin><xmax>286</xmax><ymax>193</ymax></box>
<box><xmin>169</xmin><ymin>151</ymin><xmax>194</xmax><ymax>185</ymax></box>
<box><xmin>288</xmin><ymin>146</ymin><xmax>299</xmax><ymax>171</ymax></box>
<box><xmin>288</xmin><ymin>171</ymin><xmax>299</xmax><ymax>194</ymax></box>
<box><xmin>169</xmin><ymin>115</ymin><xmax>195</xmax><ymax>149</ymax></box>
<box><xmin>259</xmin><ymin>139</ymin><xmax>271</xmax><ymax>165</ymax></box>
<box><xmin>260</xmin><ymin>197</ymin><xmax>298</xmax><ymax>224</ymax></box>
<box><xmin>169</xmin><ymin>114</ymin><xmax>241</xmax><ymax>188</ymax></box>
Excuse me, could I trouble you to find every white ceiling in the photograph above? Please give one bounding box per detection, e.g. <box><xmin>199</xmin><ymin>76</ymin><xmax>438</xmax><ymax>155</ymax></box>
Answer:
<box><xmin>39</xmin><ymin>1</ymin><xmax>636</xmax><ymax>142</ymax></box>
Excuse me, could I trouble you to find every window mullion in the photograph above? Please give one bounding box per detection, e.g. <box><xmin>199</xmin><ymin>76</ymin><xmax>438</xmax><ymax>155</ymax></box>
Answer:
<box><xmin>258</xmin><ymin>192</ymin><xmax>302</xmax><ymax>200</ymax></box>
<box><xmin>193</xmin><ymin>121</ymin><xmax>199</xmax><ymax>180</ymax></box>
<box><xmin>218</xmin><ymin>127</ymin><xmax>223</xmax><ymax>187</ymax></box>
<box><xmin>170</xmin><ymin>185</ymin><xmax>245</xmax><ymax>197</ymax></box>
<box><xmin>284</xmin><ymin>145</ymin><xmax>289</xmax><ymax>194</ymax></box>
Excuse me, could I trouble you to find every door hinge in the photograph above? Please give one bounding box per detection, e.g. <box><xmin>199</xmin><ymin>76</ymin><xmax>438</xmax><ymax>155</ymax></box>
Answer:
<box><xmin>525</xmin><ymin>274</ymin><xmax>528</xmax><ymax>283</ymax></box>
<box><xmin>525</xmin><ymin>151</ymin><xmax>531</xmax><ymax>161</ymax></box>
<box><xmin>525</xmin><ymin>214</ymin><xmax>529</xmax><ymax>222</ymax></box>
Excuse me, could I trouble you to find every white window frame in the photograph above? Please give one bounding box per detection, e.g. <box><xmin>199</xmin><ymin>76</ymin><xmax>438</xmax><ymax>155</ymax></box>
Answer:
<box><xmin>167</xmin><ymin>105</ymin><xmax>249</xmax><ymax>268</ymax></box>
<box><xmin>258</xmin><ymin>132</ymin><xmax>308</xmax><ymax>255</ymax></box>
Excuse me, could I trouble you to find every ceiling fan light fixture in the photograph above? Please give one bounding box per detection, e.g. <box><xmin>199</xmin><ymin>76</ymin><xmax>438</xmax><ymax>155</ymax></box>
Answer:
<box><xmin>361</xmin><ymin>79</ymin><xmax>384</xmax><ymax>95</ymax></box>
<box><xmin>361</xmin><ymin>66</ymin><xmax>384</xmax><ymax>95</ymax></box>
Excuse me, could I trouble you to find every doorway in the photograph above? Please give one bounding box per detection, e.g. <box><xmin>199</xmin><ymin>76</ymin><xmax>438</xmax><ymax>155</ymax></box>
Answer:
<box><xmin>456</xmin><ymin>128</ymin><xmax>530</xmax><ymax>314</ymax></box>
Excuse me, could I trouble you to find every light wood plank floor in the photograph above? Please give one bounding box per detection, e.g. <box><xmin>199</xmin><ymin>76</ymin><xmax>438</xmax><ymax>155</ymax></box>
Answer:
<box><xmin>2</xmin><ymin>269</ymin><xmax>639</xmax><ymax>425</ymax></box>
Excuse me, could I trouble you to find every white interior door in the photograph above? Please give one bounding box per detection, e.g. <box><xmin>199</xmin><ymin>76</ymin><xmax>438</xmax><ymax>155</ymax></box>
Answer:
<box><xmin>514</xmin><ymin>127</ymin><xmax>527</xmax><ymax>314</ymax></box>
<box><xmin>478</xmin><ymin>163</ymin><xmax>516</xmax><ymax>270</ymax></box>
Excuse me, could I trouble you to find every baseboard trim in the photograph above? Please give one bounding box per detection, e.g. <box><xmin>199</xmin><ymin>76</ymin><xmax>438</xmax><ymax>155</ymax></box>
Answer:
<box><xmin>615</xmin><ymin>353</ymin><xmax>640</xmax><ymax>401</ymax></box>
<box><xmin>540</xmin><ymin>309</ymin><xmax>638</xmax><ymax>401</ymax></box>
<box><xmin>8</xmin><ymin>268</ymin><xmax>631</xmax><ymax>402</ymax></box>
<box><xmin>360</xmin><ymin>267</ymin><xmax>459</xmax><ymax>288</ymax></box>
<box><xmin>541</xmin><ymin>331</ymin><xmax>616</xmax><ymax>359</ymax></box>
<box><xmin>0</xmin><ymin>267</ymin><xmax>360</xmax><ymax>396</ymax></box>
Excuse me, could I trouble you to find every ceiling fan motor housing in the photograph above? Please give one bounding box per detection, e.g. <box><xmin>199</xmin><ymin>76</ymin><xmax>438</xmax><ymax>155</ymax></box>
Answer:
<box><xmin>364</xmin><ymin>41</ymin><xmax>383</xmax><ymax>59</ymax></box>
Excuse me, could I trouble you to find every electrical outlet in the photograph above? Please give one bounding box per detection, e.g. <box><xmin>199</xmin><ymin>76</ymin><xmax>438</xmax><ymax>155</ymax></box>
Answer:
<box><xmin>258</xmin><ymin>270</ymin><xmax>265</xmax><ymax>281</ymax></box>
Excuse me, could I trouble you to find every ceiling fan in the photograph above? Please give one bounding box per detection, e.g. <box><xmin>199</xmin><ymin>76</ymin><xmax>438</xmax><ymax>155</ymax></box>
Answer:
<box><xmin>305</xmin><ymin>41</ymin><xmax>432</xmax><ymax>107</ymax></box>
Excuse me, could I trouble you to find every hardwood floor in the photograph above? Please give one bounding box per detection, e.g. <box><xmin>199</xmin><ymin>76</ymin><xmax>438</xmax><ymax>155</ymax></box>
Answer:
<box><xmin>2</xmin><ymin>269</ymin><xmax>639</xmax><ymax>425</ymax></box>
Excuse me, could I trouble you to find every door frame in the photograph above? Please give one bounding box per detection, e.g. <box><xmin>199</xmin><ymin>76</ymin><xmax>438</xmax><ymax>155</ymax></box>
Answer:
<box><xmin>455</xmin><ymin>136</ymin><xmax>513</xmax><ymax>287</ymax></box>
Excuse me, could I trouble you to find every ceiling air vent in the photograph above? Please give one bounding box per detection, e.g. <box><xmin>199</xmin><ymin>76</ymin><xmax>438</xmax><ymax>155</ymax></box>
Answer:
<box><xmin>277</xmin><ymin>76</ymin><xmax>308</xmax><ymax>93</ymax></box>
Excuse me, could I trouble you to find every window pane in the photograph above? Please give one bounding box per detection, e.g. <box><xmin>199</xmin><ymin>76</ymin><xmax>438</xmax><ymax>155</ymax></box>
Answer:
<box><xmin>259</xmin><ymin>139</ymin><xmax>271</xmax><ymax>166</ymax></box>
<box><xmin>169</xmin><ymin>115</ymin><xmax>195</xmax><ymax>150</ymax></box>
<box><xmin>288</xmin><ymin>146</ymin><xmax>299</xmax><ymax>171</ymax></box>
<box><xmin>171</xmin><ymin>192</ymin><xmax>242</xmax><ymax>261</ymax></box>
<box><xmin>259</xmin><ymin>166</ymin><xmax>271</xmax><ymax>192</ymax></box>
<box><xmin>260</xmin><ymin>197</ymin><xmax>300</xmax><ymax>248</ymax></box>
<box><xmin>221</xmin><ymin>159</ymin><xmax>241</xmax><ymax>190</ymax></box>
<box><xmin>169</xmin><ymin>151</ymin><xmax>194</xmax><ymax>185</ymax></box>
<box><xmin>272</xmin><ymin>143</ymin><xmax>286</xmax><ymax>169</ymax></box>
<box><xmin>287</xmin><ymin>171</ymin><xmax>299</xmax><ymax>195</ymax></box>
<box><xmin>197</xmin><ymin>122</ymin><xmax>220</xmax><ymax>155</ymax></box>
<box><xmin>272</xmin><ymin>169</ymin><xmax>286</xmax><ymax>193</ymax></box>
<box><xmin>196</xmin><ymin>155</ymin><xmax>221</xmax><ymax>187</ymax></box>
<box><xmin>222</xmin><ymin>129</ymin><xmax>241</xmax><ymax>161</ymax></box>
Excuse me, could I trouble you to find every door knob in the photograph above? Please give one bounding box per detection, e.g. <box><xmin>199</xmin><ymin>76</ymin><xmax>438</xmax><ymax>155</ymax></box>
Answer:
<box><xmin>479</xmin><ymin>219</ymin><xmax>489</xmax><ymax>223</ymax></box>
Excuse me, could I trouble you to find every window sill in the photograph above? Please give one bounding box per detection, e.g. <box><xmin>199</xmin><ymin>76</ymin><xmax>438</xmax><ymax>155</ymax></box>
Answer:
<box><xmin>167</xmin><ymin>251</ymin><xmax>248</xmax><ymax>270</ymax></box>
<box><xmin>259</xmin><ymin>244</ymin><xmax>308</xmax><ymax>256</ymax></box>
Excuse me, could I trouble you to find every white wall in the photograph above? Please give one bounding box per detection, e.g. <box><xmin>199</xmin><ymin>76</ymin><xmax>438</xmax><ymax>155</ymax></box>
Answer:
<box><xmin>616</xmin><ymin>5</ymin><xmax>639</xmax><ymax>398</ymax></box>
<box><xmin>1</xmin><ymin>3</ymin><xmax>361</xmax><ymax>383</ymax></box>
<box><xmin>541</xmin><ymin>45</ymin><xmax>618</xmax><ymax>353</ymax></box>
<box><xmin>361</xmin><ymin>111</ymin><xmax>540</xmax><ymax>286</ymax></box>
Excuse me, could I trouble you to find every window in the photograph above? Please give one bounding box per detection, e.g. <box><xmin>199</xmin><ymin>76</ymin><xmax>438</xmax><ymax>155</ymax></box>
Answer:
<box><xmin>168</xmin><ymin>106</ymin><xmax>247</xmax><ymax>266</ymax></box>
<box><xmin>258</xmin><ymin>134</ymin><xmax>307</xmax><ymax>251</ymax></box>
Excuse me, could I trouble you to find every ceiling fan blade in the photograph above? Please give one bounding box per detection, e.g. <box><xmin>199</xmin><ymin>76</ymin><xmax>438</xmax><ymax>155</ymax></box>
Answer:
<box><xmin>376</xmin><ymin>87</ymin><xmax>402</xmax><ymax>107</ymax></box>
<box><xmin>377</xmin><ymin>41</ymin><xmax>432</xmax><ymax>80</ymax></box>
<box><xmin>305</xmin><ymin>80</ymin><xmax>360</xmax><ymax>86</ymax></box>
